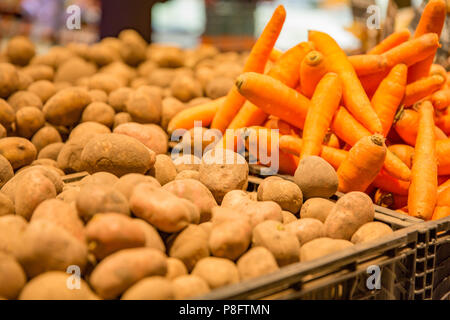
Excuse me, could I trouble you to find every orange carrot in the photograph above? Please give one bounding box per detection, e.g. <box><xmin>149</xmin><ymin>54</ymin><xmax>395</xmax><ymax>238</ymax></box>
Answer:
<box><xmin>437</xmin><ymin>114</ymin><xmax>450</xmax><ymax>135</ymax></box>
<box><xmin>323</xmin><ymin>132</ymin><xmax>340</xmax><ymax>149</ymax></box>
<box><xmin>371</xmin><ymin>64</ymin><xmax>407</xmax><ymax>136</ymax></box>
<box><xmin>438</xmin><ymin>179</ymin><xmax>450</xmax><ymax>195</ymax></box>
<box><xmin>299</xmin><ymin>51</ymin><xmax>328</xmax><ymax>98</ymax></box>
<box><xmin>235</xmin><ymin>72</ymin><xmax>310</xmax><ymax>129</ymax></box>
<box><xmin>228</xmin><ymin>42</ymin><xmax>314</xmax><ymax>130</ymax></box>
<box><xmin>403</xmin><ymin>74</ymin><xmax>446</xmax><ymax>106</ymax></box>
<box><xmin>308</xmin><ymin>30</ymin><xmax>382</xmax><ymax>133</ymax></box>
<box><xmin>437</xmin><ymin>138</ymin><xmax>450</xmax><ymax>175</ymax></box>
<box><xmin>367</xmin><ymin>29</ymin><xmax>411</xmax><ymax>55</ymax></box>
<box><xmin>408</xmin><ymin>101</ymin><xmax>438</xmax><ymax>220</ymax></box>
<box><xmin>300</xmin><ymin>73</ymin><xmax>342</xmax><ymax>159</ymax></box>
<box><xmin>269</xmin><ymin>48</ymin><xmax>283</xmax><ymax>62</ymax></box>
<box><xmin>360</xmin><ymin>71</ymin><xmax>389</xmax><ymax>98</ymax></box>
<box><xmin>264</xmin><ymin>116</ymin><xmax>301</xmax><ymax>136</ymax></box>
<box><xmin>430</xmin><ymin>64</ymin><xmax>447</xmax><ymax>79</ymax></box>
<box><xmin>437</xmin><ymin>186</ymin><xmax>450</xmax><ymax>207</ymax></box>
<box><xmin>387</xmin><ymin>144</ymin><xmax>414</xmax><ymax>169</ymax></box>
<box><xmin>337</xmin><ymin>134</ymin><xmax>387</xmax><ymax>193</ymax></box>
<box><xmin>431</xmin><ymin>206</ymin><xmax>450</xmax><ymax>220</ymax></box>
<box><xmin>431</xmin><ymin>88</ymin><xmax>450</xmax><ymax>110</ymax></box>
<box><xmin>408</xmin><ymin>0</ymin><xmax>447</xmax><ymax>83</ymax></box>
<box><xmin>371</xmin><ymin>169</ymin><xmax>410</xmax><ymax>195</ymax></box>
<box><xmin>348</xmin><ymin>54</ymin><xmax>387</xmax><ymax>76</ymax></box>
<box><xmin>211</xmin><ymin>5</ymin><xmax>286</xmax><ymax>132</ymax></box>
<box><xmin>167</xmin><ymin>97</ymin><xmax>225</xmax><ymax>134</ymax></box>
<box><xmin>374</xmin><ymin>189</ymin><xmax>408</xmax><ymax>209</ymax></box>
<box><xmin>331</xmin><ymin>107</ymin><xmax>411</xmax><ymax>181</ymax></box>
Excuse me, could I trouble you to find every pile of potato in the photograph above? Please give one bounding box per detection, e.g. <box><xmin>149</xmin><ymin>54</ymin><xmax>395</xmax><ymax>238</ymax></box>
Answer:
<box><xmin>0</xmin><ymin>32</ymin><xmax>395</xmax><ymax>300</ymax></box>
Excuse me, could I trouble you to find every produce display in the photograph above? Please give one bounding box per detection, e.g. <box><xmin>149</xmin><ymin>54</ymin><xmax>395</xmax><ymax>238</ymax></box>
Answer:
<box><xmin>0</xmin><ymin>1</ymin><xmax>449</xmax><ymax>301</ymax></box>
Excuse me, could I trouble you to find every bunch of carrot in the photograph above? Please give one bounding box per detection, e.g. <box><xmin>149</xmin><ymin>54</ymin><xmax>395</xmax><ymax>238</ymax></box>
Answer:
<box><xmin>167</xmin><ymin>1</ymin><xmax>450</xmax><ymax>221</ymax></box>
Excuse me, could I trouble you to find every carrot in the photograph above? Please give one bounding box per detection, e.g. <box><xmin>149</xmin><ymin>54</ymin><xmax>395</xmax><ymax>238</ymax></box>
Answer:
<box><xmin>430</xmin><ymin>64</ymin><xmax>447</xmax><ymax>79</ymax></box>
<box><xmin>431</xmin><ymin>88</ymin><xmax>450</xmax><ymax>110</ymax></box>
<box><xmin>437</xmin><ymin>114</ymin><xmax>450</xmax><ymax>135</ymax></box>
<box><xmin>437</xmin><ymin>187</ymin><xmax>450</xmax><ymax>207</ymax></box>
<box><xmin>407</xmin><ymin>0</ymin><xmax>447</xmax><ymax>83</ymax></box>
<box><xmin>299</xmin><ymin>51</ymin><xmax>328</xmax><ymax>98</ymax></box>
<box><xmin>348</xmin><ymin>54</ymin><xmax>387</xmax><ymax>76</ymax></box>
<box><xmin>408</xmin><ymin>101</ymin><xmax>438</xmax><ymax>220</ymax></box>
<box><xmin>431</xmin><ymin>206</ymin><xmax>450</xmax><ymax>220</ymax></box>
<box><xmin>367</xmin><ymin>29</ymin><xmax>411</xmax><ymax>55</ymax></box>
<box><xmin>438</xmin><ymin>179</ymin><xmax>450</xmax><ymax>195</ymax></box>
<box><xmin>371</xmin><ymin>169</ymin><xmax>410</xmax><ymax>195</ymax></box>
<box><xmin>235</xmin><ymin>72</ymin><xmax>310</xmax><ymax>129</ymax></box>
<box><xmin>323</xmin><ymin>132</ymin><xmax>340</xmax><ymax>149</ymax></box>
<box><xmin>371</xmin><ymin>64</ymin><xmax>407</xmax><ymax>136</ymax></box>
<box><xmin>387</xmin><ymin>144</ymin><xmax>414</xmax><ymax>169</ymax></box>
<box><xmin>269</xmin><ymin>48</ymin><xmax>283</xmax><ymax>62</ymax></box>
<box><xmin>308</xmin><ymin>30</ymin><xmax>382</xmax><ymax>133</ymax></box>
<box><xmin>374</xmin><ymin>189</ymin><xmax>408</xmax><ymax>209</ymax></box>
<box><xmin>300</xmin><ymin>73</ymin><xmax>342</xmax><ymax>159</ymax></box>
<box><xmin>264</xmin><ymin>116</ymin><xmax>301</xmax><ymax>136</ymax></box>
<box><xmin>167</xmin><ymin>97</ymin><xmax>225</xmax><ymax>134</ymax></box>
<box><xmin>360</xmin><ymin>71</ymin><xmax>389</xmax><ymax>98</ymax></box>
<box><xmin>394</xmin><ymin>108</ymin><xmax>447</xmax><ymax>145</ymax></box>
<box><xmin>211</xmin><ymin>5</ymin><xmax>286</xmax><ymax>133</ymax></box>
<box><xmin>228</xmin><ymin>42</ymin><xmax>314</xmax><ymax>130</ymax></box>
<box><xmin>437</xmin><ymin>138</ymin><xmax>450</xmax><ymax>175</ymax></box>
<box><xmin>337</xmin><ymin>134</ymin><xmax>387</xmax><ymax>193</ymax></box>
<box><xmin>331</xmin><ymin>106</ymin><xmax>412</xmax><ymax>181</ymax></box>
<box><xmin>403</xmin><ymin>74</ymin><xmax>446</xmax><ymax>106</ymax></box>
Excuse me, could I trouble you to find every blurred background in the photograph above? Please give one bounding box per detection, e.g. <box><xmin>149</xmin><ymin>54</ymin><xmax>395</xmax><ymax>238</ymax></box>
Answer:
<box><xmin>0</xmin><ymin>0</ymin><xmax>448</xmax><ymax>63</ymax></box>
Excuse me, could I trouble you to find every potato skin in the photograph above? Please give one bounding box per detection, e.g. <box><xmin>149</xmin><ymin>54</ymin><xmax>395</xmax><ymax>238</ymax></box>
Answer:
<box><xmin>173</xmin><ymin>154</ymin><xmax>201</xmax><ymax>172</ymax></box>
<box><xmin>37</xmin><ymin>142</ymin><xmax>64</xmax><ymax>161</ymax></box>
<box><xmin>89</xmin><ymin>247</ymin><xmax>167</xmax><ymax>299</ymax></box>
<box><xmin>0</xmin><ymin>98</ymin><xmax>15</xmax><ymax>127</ymax></box>
<box><xmin>27</xmin><ymin>80</ymin><xmax>56</xmax><ymax>103</ymax></box>
<box><xmin>299</xmin><ymin>237</ymin><xmax>353</xmax><ymax>262</ymax></box>
<box><xmin>281</xmin><ymin>211</ymin><xmax>297</xmax><ymax>224</ymax></box>
<box><xmin>172</xmin><ymin>275</ymin><xmax>210</xmax><ymax>299</ymax></box>
<box><xmin>6</xmin><ymin>36</ymin><xmax>35</xmax><ymax>66</ymax></box>
<box><xmin>0</xmin><ymin>253</ymin><xmax>26</xmax><ymax>299</ymax></box>
<box><xmin>121</xmin><ymin>276</ymin><xmax>174</xmax><ymax>300</ymax></box>
<box><xmin>0</xmin><ymin>215</ymin><xmax>27</xmax><ymax>257</ymax></box>
<box><xmin>237</xmin><ymin>247</ymin><xmax>279</xmax><ymax>281</ymax></box>
<box><xmin>166</xmin><ymin>257</ymin><xmax>188</xmax><ymax>280</ymax></box>
<box><xmin>324</xmin><ymin>206</ymin><xmax>364</xmax><ymax>241</ymax></box>
<box><xmin>294</xmin><ymin>155</ymin><xmax>338</xmax><ymax>199</ymax></box>
<box><xmin>300</xmin><ymin>198</ymin><xmax>335</xmax><ymax>222</ymax></box>
<box><xmin>114</xmin><ymin>173</ymin><xmax>160</xmax><ymax>200</ymax></box>
<box><xmin>0</xmin><ymin>154</ymin><xmax>14</xmax><ymax>188</ymax></box>
<box><xmin>81</xmin><ymin>102</ymin><xmax>115</xmax><ymax>128</ymax></box>
<box><xmin>69</xmin><ymin>121</ymin><xmax>110</xmax><ymax>141</ymax></box>
<box><xmin>126</xmin><ymin>90</ymin><xmax>161</xmax><ymax>124</ymax></box>
<box><xmin>0</xmin><ymin>63</ymin><xmax>20</xmax><ymax>98</ymax></box>
<box><xmin>132</xmin><ymin>219</ymin><xmax>165</xmax><ymax>252</ymax></box>
<box><xmin>19</xmin><ymin>271</ymin><xmax>98</xmax><ymax>300</ymax></box>
<box><xmin>351</xmin><ymin>222</ymin><xmax>393</xmax><ymax>244</ymax></box>
<box><xmin>79</xmin><ymin>171</ymin><xmax>119</xmax><ymax>186</ymax></box>
<box><xmin>148</xmin><ymin>154</ymin><xmax>177</xmax><ymax>185</ymax></box>
<box><xmin>0</xmin><ymin>193</ymin><xmax>14</xmax><ymax>216</ymax></box>
<box><xmin>335</xmin><ymin>192</ymin><xmax>375</xmax><ymax>225</ymax></box>
<box><xmin>257</xmin><ymin>176</ymin><xmax>303</xmax><ymax>214</ymax></box>
<box><xmin>108</xmin><ymin>87</ymin><xmax>133</xmax><ymax>112</ymax></box>
<box><xmin>113</xmin><ymin>122</ymin><xmax>168</xmax><ymax>155</ymax></box>
<box><xmin>285</xmin><ymin>218</ymin><xmax>325</xmax><ymax>245</ymax></box>
<box><xmin>15</xmin><ymin>106</ymin><xmax>45</xmax><ymax>138</ymax></box>
<box><xmin>0</xmin><ymin>137</ymin><xmax>37</xmax><ymax>169</ymax></box>
<box><xmin>31</xmin><ymin>126</ymin><xmax>62</xmax><ymax>152</ymax></box>
<box><xmin>192</xmin><ymin>257</ymin><xmax>239</xmax><ymax>289</ymax></box>
<box><xmin>81</xmin><ymin>133</ymin><xmax>155</xmax><ymax>177</ymax></box>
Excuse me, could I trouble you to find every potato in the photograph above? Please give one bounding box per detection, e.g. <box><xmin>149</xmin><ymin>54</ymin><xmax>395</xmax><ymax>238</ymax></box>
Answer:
<box><xmin>166</xmin><ymin>257</ymin><xmax>188</xmax><ymax>280</ymax></box>
<box><xmin>163</xmin><ymin>179</ymin><xmax>217</xmax><ymax>223</ymax></box>
<box><xmin>257</xmin><ymin>176</ymin><xmax>303</xmax><ymax>214</ymax></box>
<box><xmin>300</xmin><ymin>198</ymin><xmax>335</xmax><ymax>222</ymax></box>
<box><xmin>30</xmin><ymin>46</ymin><xmax>73</xmax><ymax>69</ymax></box>
<box><xmin>0</xmin><ymin>154</ymin><xmax>13</xmax><ymax>188</ymax></box>
<box><xmin>161</xmin><ymin>97</ymin><xmax>187</xmax><ymax>130</ymax></box>
<box><xmin>180</xmin><ymin>127</ymin><xmax>220</xmax><ymax>155</ymax></box>
<box><xmin>0</xmin><ymin>98</ymin><xmax>15</xmax><ymax>127</ymax></box>
<box><xmin>126</xmin><ymin>89</ymin><xmax>161</xmax><ymax>124</ymax></box>
<box><xmin>237</xmin><ymin>247</ymin><xmax>279</xmax><ymax>281</ymax></box>
<box><xmin>108</xmin><ymin>87</ymin><xmax>132</xmax><ymax>112</ymax></box>
<box><xmin>43</xmin><ymin>87</ymin><xmax>92</xmax><ymax>126</ymax></box>
<box><xmin>119</xmin><ymin>39</ymin><xmax>147</xmax><ymax>67</ymax></box>
<box><xmin>0</xmin><ymin>63</ymin><xmax>20</xmax><ymax>98</ymax></box>
<box><xmin>15</xmin><ymin>106</ymin><xmax>45</xmax><ymax>138</ymax></box>
<box><xmin>30</xmin><ymin>126</ymin><xmax>61</xmax><ymax>153</ymax></box>
<box><xmin>151</xmin><ymin>46</ymin><xmax>184</xmax><ymax>68</ymax></box>
<box><xmin>100</xmin><ymin>61</ymin><xmax>136</xmax><ymax>84</ymax></box>
<box><xmin>89</xmin><ymin>247</ymin><xmax>167</xmax><ymax>299</ymax></box>
<box><xmin>132</xmin><ymin>219</ymin><xmax>165</xmax><ymax>252</ymax></box>
<box><xmin>294</xmin><ymin>156</ymin><xmax>338</xmax><ymax>199</ymax></box>
<box><xmin>37</xmin><ymin>142</ymin><xmax>64</xmax><ymax>161</ymax></box>
<box><xmin>17</xmin><ymin>70</ymin><xmax>33</xmax><ymax>90</ymax></box>
<box><xmin>7</xmin><ymin>90</ymin><xmax>42</xmax><ymax>111</ymax></box>
<box><xmin>172</xmin><ymin>275</ymin><xmax>210</xmax><ymax>299</ymax></box>
<box><xmin>22</xmin><ymin>64</ymin><xmax>54</xmax><ymax>81</ymax></box>
<box><xmin>0</xmin><ymin>193</ymin><xmax>14</xmax><ymax>216</ymax></box>
<box><xmin>81</xmin><ymin>102</ymin><xmax>115</xmax><ymax>127</ymax></box>
<box><xmin>6</xmin><ymin>36</ymin><xmax>35</xmax><ymax>66</ymax></box>
<box><xmin>113</xmin><ymin>112</ymin><xmax>132</xmax><ymax>128</ymax></box>
<box><xmin>148</xmin><ymin>68</ymin><xmax>176</xmax><ymax>88</ymax></box>
<box><xmin>113</xmin><ymin>122</ymin><xmax>168</xmax><ymax>154</ymax></box>
<box><xmin>114</xmin><ymin>173</ymin><xmax>160</xmax><ymax>200</ymax></box>
<box><xmin>175</xmin><ymin>170</ymin><xmax>200</xmax><ymax>181</ymax></box>
<box><xmin>281</xmin><ymin>211</ymin><xmax>297</xmax><ymax>224</ymax></box>
<box><xmin>205</xmin><ymin>77</ymin><xmax>234</xmax><ymax>99</ymax></box>
<box><xmin>68</xmin><ymin>121</ymin><xmax>110</xmax><ymax>141</ymax></box>
<box><xmin>252</xmin><ymin>220</ymin><xmax>300</xmax><ymax>266</ymax></box>
<box><xmin>130</xmin><ymin>183</ymin><xmax>199</xmax><ymax>233</ymax></box>
<box><xmin>324</xmin><ymin>205</ymin><xmax>369</xmax><ymax>241</ymax></box>
<box><xmin>78</xmin><ymin>171</ymin><xmax>117</xmax><ymax>186</ymax></box>
<box><xmin>27</xmin><ymin>80</ymin><xmax>56</xmax><ymax>104</ymax></box>
<box><xmin>199</xmin><ymin>149</ymin><xmax>249</xmax><ymax>203</ymax></box>
<box><xmin>208</xmin><ymin>207</ymin><xmax>252</xmax><ymax>260</ymax></box>
<box><xmin>31</xmin><ymin>199</ymin><xmax>85</xmax><ymax>243</ymax></box>
<box><xmin>148</xmin><ymin>154</ymin><xmax>177</xmax><ymax>185</ymax></box>
<box><xmin>56</xmin><ymin>137</ymin><xmax>93</xmax><ymax>173</ymax></box>
<box><xmin>192</xmin><ymin>257</ymin><xmax>239</xmax><ymax>289</ymax></box>
<box><xmin>168</xmin><ymin>225</ymin><xmax>209</xmax><ymax>271</ymax></box>
<box><xmin>86</xmin><ymin>213</ymin><xmax>146</xmax><ymax>260</ymax></box>
<box><xmin>19</xmin><ymin>271</ymin><xmax>98</xmax><ymax>300</ymax></box>
<box><xmin>76</xmin><ymin>183</ymin><xmax>130</xmax><ymax>221</ymax></box>
<box><xmin>137</xmin><ymin>60</ymin><xmax>157</xmax><ymax>76</ymax></box>
<box><xmin>351</xmin><ymin>222</ymin><xmax>393</xmax><ymax>244</ymax></box>
<box><xmin>14</xmin><ymin>170</ymin><xmax>57</xmax><ymax>220</ymax></box>
<box><xmin>54</xmin><ymin>57</ymin><xmax>97</xmax><ymax>83</ymax></box>
<box><xmin>0</xmin><ymin>124</ymin><xmax>5</xmax><ymax>138</ymax></box>
<box><xmin>195</xmin><ymin>66</ymin><xmax>216</xmax><ymax>88</ymax></box>
<box><xmin>130</xmin><ymin>77</ymin><xmax>150</xmax><ymax>88</ymax></box>
<box><xmin>299</xmin><ymin>237</ymin><xmax>353</xmax><ymax>262</ymax></box>
<box><xmin>0</xmin><ymin>253</ymin><xmax>26</xmax><ymax>299</ymax></box>
<box><xmin>0</xmin><ymin>215</ymin><xmax>27</xmax><ymax>256</ymax></box>
<box><xmin>173</xmin><ymin>154</ymin><xmax>201</xmax><ymax>172</ymax></box>
<box><xmin>17</xmin><ymin>220</ymin><xmax>88</xmax><ymax>278</ymax></box>
<box><xmin>81</xmin><ymin>133</ymin><xmax>155</xmax><ymax>177</ymax></box>
<box><xmin>122</xmin><ymin>276</ymin><xmax>174</xmax><ymax>300</ymax></box>
<box><xmin>30</xmin><ymin>159</ymin><xmax>61</xmax><ymax>172</ymax></box>
<box><xmin>88</xmin><ymin>43</ymin><xmax>119</xmax><ymax>67</ymax></box>
<box><xmin>56</xmin><ymin>187</ymin><xmax>80</xmax><ymax>204</ymax></box>
<box><xmin>88</xmin><ymin>89</ymin><xmax>108</xmax><ymax>103</ymax></box>
<box><xmin>285</xmin><ymin>218</ymin><xmax>325</xmax><ymax>246</ymax></box>
<box><xmin>170</xmin><ymin>75</ymin><xmax>202</xmax><ymax>103</ymax></box>
<box><xmin>67</xmin><ymin>41</ymin><xmax>90</xmax><ymax>59</ymax></box>
<box><xmin>335</xmin><ymin>192</ymin><xmax>375</xmax><ymax>224</ymax></box>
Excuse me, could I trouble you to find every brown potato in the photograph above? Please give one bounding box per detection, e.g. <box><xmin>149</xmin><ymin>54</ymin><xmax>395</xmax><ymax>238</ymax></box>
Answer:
<box><xmin>114</xmin><ymin>173</ymin><xmax>160</xmax><ymax>200</ymax></box>
<box><xmin>237</xmin><ymin>247</ymin><xmax>279</xmax><ymax>281</ymax></box>
<box><xmin>88</xmin><ymin>89</ymin><xmax>108</xmax><ymax>103</ymax></box>
<box><xmin>15</xmin><ymin>106</ymin><xmax>45</xmax><ymax>138</ymax></box>
<box><xmin>299</xmin><ymin>237</ymin><xmax>353</xmax><ymax>262</ymax></box>
<box><xmin>130</xmin><ymin>183</ymin><xmax>199</xmax><ymax>233</ymax></box>
<box><xmin>252</xmin><ymin>220</ymin><xmax>300</xmax><ymax>267</ymax></box>
<box><xmin>81</xmin><ymin>133</ymin><xmax>156</xmax><ymax>177</ymax></box>
<box><xmin>324</xmin><ymin>205</ymin><xmax>369</xmax><ymax>241</ymax></box>
<box><xmin>205</xmin><ymin>77</ymin><xmax>234</xmax><ymax>99</ymax></box>
<box><xmin>173</xmin><ymin>154</ymin><xmax>201</xmax><ymax>172</ymax></box>
<box><xmin>151</xmin><ymin>46</ymin><xmax>184</xmax><ymax>68</ymax></box>
<box><xmin>89</xmin><ymin>43</ymin><xmax>119</xmax><ymax>67</ymax></box>
<box><xmin>54</xmin><ymin>57</ymin><xmax>97</xmax><ymax>84</ymax></box>
<box><xmin>30</xmin><ymin>46</ymin><xmax>73</xmax><ymax>69</ymax></box>
<box><xmin>68</xmin><ymin>121</ymin><xmax>110</xmax><ymax>141</ymax></box>
<box><xmin>0</xmin><ymin>123</ymin><xmax>5</xmax><ymax>138</ymax></box>
<box><xmin>0</xmin><ymin>63</ymin><xmax>20</xmax><ymax>98</ymax></box>
<box><xmin>300</xmin><ymin>198</ymin><xmax>335</xmax><ymax>222</ymax></box>
<box><xmin>0</xmin><ymin>193</ymin><xmax>14</xmax><ymax>216</ymax></box>
<box><xmin>22</xmin><ymin>64</ymin><xmax>54</xmax><ymax>81</ymax></box>
<box><xmin>132</xmin><ymin>219</ymin><xmax>166</xmax><ymax>252</ymax></box>
<box><xmin>170</xmin><ymin>74</ymin><xmax>203</xmax><ymax>102</ymax></box>
<box><xmin>100</xmin><ymin>61</ymin><xmax>136</xmax><ymax>84</ymax></box>
<box><xmin>285</xmin><ymin>218</ymin><xmax>325</xmax><ymax>245</ymax></box>
<box><xmin>81</xmin><ymin>102</ymin><xmax>115</xmax><ymax>127</ymax></box>
<box><xmin>76</xmin><ymin>183</ymin><xmax>130</xmax><ymax>222</ymax></box>
<box><xmin>7</xmin><ymin>90</ymin><xmax>42</xmax><ymax>111</ymax></box>
<box><xmin>0</xmin><ymin>98</ymin><xmax>15</xmax><ymax>127</ymax></box>
<box><xmin>121</xmin><ymin>276</ymin><xmax>174</xmax><ymax>300</ymax></box>
<box><xmin>192</xmin><ymin>257</ymin><xmax>239</xmax><ymax>289</ymax></box>
<box><xmin>37</xmin><ymin>142</ymin><xmax>64</xmax><ymax>161</ymax></box>
<box><xmin>27</xmin><ymin>80</ymin><xmax>56</xmax><ymax>103</ymax></box>
<box><xmin>0</xmin><ymin>253</ymin><xmax>27</xmax><ymax>299</ymax></box>
<box><xmin>86</xmin><ymin>213</ymin><xmax>146</xmax><ymax>260</ymax></box>
<box><xmin>119</xmin><ymin>37</ymin><xmax>147</xmax><ymax>67</ymax></box>
<box><xmin>6</xmin><ymin>36</ymin><xmax>35</xmax><ymax>66</ymax></box>
<box><xmin>108</xmin><ymin>87</ymin><xmax>133</xmax><ymax>112</ymax></box>
<box><xmin>126</xmin><ymin>89</ymin><xmax>161</xmax><ymax>124</ymax></box>
<box><xmin>137</xmin><ymin>60</ymin><xmax>157</xmax><ymax>77</ymax></box>
<box><xmin>89</xmin><ymin>247</ymin><xmax>167</xmax><ymax>299</ymax></box>
<box><xmin>166</xmin><ymin>257</ymin><xmax>188</xmax><ymax>280</ymax></box>
<box><xmin>0</xmin><ymin>154</ymin><xmax>13</xmax><ymax>188</ymax></box>
<box><xmin>294</xmin><ymin>156</ymin><xmax>338</xmax><ymax>199</ymax></box>
<box><xmin>78</xmin><ymin>171</ymin><xmax>117</xmax><ymax>187</ymax></box>
<box><xmin>351</xmin><ymin>222</ymin><xmax>393</xmax><ymax>244</ymax></box>
<box><xmin>335</xmin><ymin>192</ymin><xmax>375</xmax><ymax>225</ymax></box>
<box><xmin>281</xmin><ymin>211</ymin><xmax>297</xmax><ymax>224</ymax></box>
<box><xmin>17</xmin><ymin>219</ymin><xmax>88</xmax><ymax>278</ymax></box>
<box><xmin>56</xmin><ymin>136</ymin><xmax>92</xmax><ymax>173</ymax></box>
<box><xmin>148</xmin><ymin>68</ymin><xmax>176</xmax><ymax>88</ymax></box>
<box><xmin>257</xmin><ymin>176</ymin><xmax>303</xmax><ymax>214</ymax></box>
<box><xmin>31</xmin><ymin>126</ymin><xmax>62</xmax><ymax>152</ymax></box>
<box><xmin>148</xmin><ymin>154</ymin><xmax>177</xmax><ymax>185</ymax></box>
<box><xmin>0</xmin><ymin>215</ymin><xmax>27</xmax><ymax>256</ymax></box>
<box><xmin>161</xmin><ymin>97</ymin><xmax>187</xmax><ymax>130</ymax></box>
<box><xmin>113</xmin><ymin>122</ymin><xmax>168</xmax><ymax>154</ymax></box>
<box><xmin>172</xmin><ymin>275</ymin><xmax>210</xmax><ymax>299</ymax></box>
<box><xmin>19</xmin><ymin>271</ymin><xmax>98</xmax><ymax>300</ymax></box>
<box><xmin>56</xmin><ymin>187</ymin><xmax>80</xmax><ymax>204</ymax></box>
<box><xmin>113</xmin><ymin>112</ymin><xmax>132</xmax><ymax>128</ymax></box>
<box><xmin>175</xmin><ymin>170</ymin><xmax>200</xmax><ymax>181</ymax></box>
<box><xmin>88</xmin><ymin>73</ymin><xmax>121</xmax><ymax>94</ymax></box>
<box><xmin>17</xmin><ymin>70</ymin><xmax>33</xmax><ymax>90</ymax></box>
